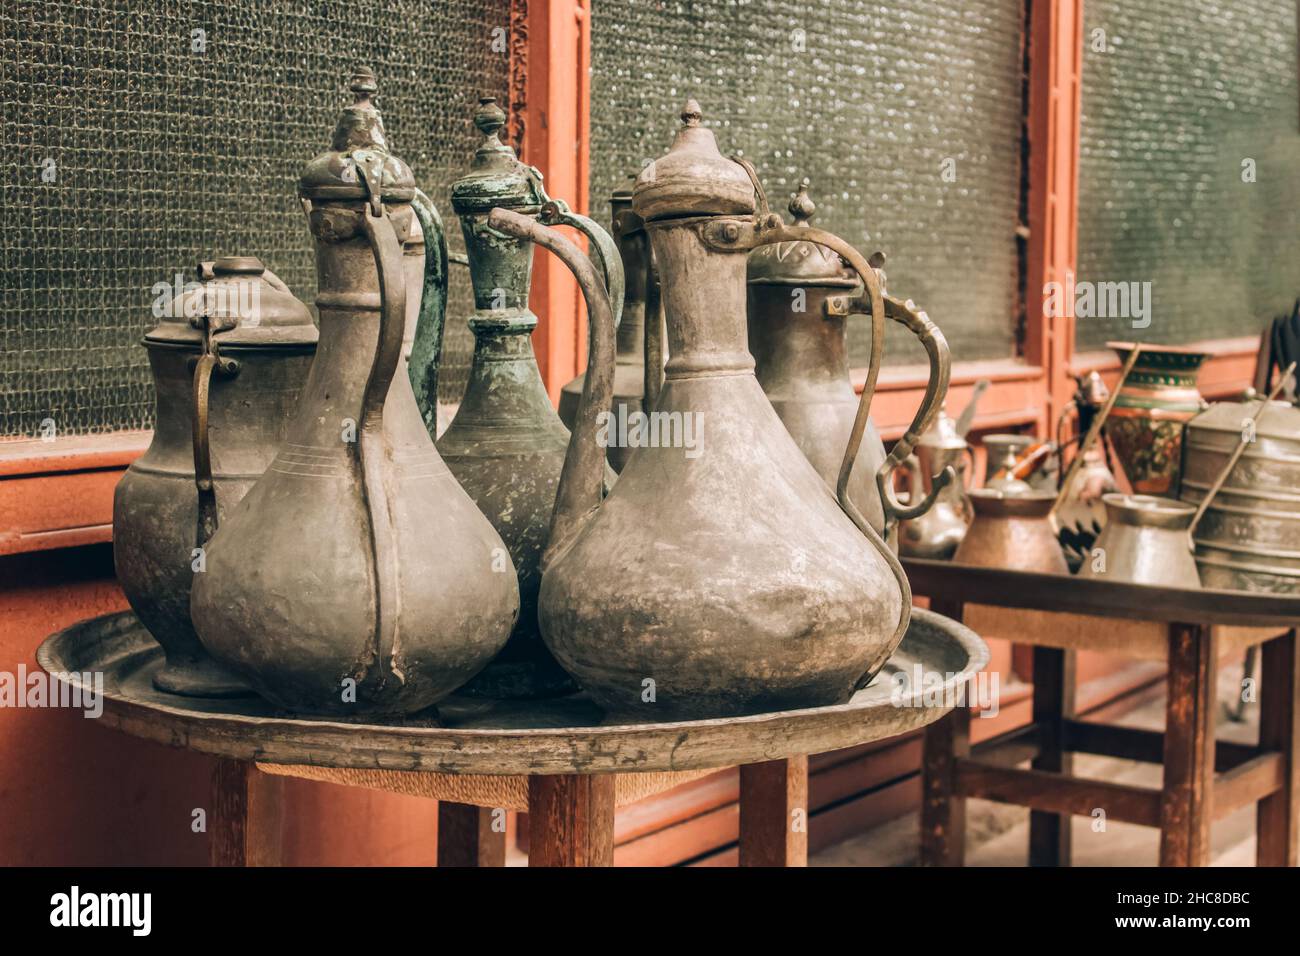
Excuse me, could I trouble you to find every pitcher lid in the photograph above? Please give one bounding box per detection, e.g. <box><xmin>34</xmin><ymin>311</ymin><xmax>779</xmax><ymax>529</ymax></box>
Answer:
<box><xmin>146</xmin><ymin>257</ymin><xmax>317</xmax><ymax>349</ymax></box>
<box><xmin>451</xmin><ymin>97</ymin><xmax>540</xmax><ymax>215</ymax></box>
<box><xmin>299</xmin><ymin>67</ymin><xmax>415</xmax><ymax>203</ymax></box>
<box><xmin>633</xmin><ymin>100</ymin><xmax>755</xmax><ymax>221</ymax></box>
<box><xmin>918</xmin><ymin>407</ymin><xmax>968</xmax><ymax>450</ymax></box>
<box><xmin>1189</xmin><ymin>397</ymin><xmax>1300</xmax><ymax>443</ymax></box>
<box><xmin>747</xmin><ymin>180</ymin><xmax>857</xmax><ymax>288</ymax></box>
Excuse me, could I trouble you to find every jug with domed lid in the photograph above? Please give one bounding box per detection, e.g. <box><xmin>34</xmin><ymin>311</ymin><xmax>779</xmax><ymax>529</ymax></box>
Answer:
<box><xmin>489</xmin><ymin>102</ymin><xmax>952</xmax><ymax>721</ymax></box>
<box><xmin>191</xmin><ymin>69</ymin><xmax>519</xmax><ymax>716</ymax></box>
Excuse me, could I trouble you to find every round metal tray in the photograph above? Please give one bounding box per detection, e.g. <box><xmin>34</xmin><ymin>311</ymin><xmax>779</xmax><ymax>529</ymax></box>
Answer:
<box><xmin>37</xmin><ymin>607</ymin><xmax>987</xmax><ymax>776</ymax></box>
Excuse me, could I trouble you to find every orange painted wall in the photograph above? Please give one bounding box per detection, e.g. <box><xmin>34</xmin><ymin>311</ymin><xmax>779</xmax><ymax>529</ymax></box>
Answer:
<box><xmin>0</xmin><ymin>544</ymin><xmax>440</xmax><ymax>866</ymax></box>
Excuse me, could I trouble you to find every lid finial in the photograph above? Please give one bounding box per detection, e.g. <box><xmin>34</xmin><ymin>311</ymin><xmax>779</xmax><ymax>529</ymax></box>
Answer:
<box><xmin>681</xmin><ymin>99</ymin><xmax>703</xmax><ymax>128</ymax></box>
<box><xmin>474</xmin><ymin>96</ymin><xmax>508</xmax><ymax>143</ymax></box>
<box><xmin>788</xmin><ymin>178</ymin><xmax>815</xmax><ymax>225</ymax></box>
<box><xmin>349</xmin><ymin>66</ymin><xmax>378</xmax><ymax>106</ymax></box>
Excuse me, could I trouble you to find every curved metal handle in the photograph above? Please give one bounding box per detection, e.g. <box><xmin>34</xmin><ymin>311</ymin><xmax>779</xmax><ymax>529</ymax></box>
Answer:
<box><xmin>488</xmin><ymin>207</ymin><xmax>616</xmax><ymax>568</ymax></box>
<box><xmin>872</xmin><ymin>295</ymin><xmax>954</xmax><ymax>528</ymax></box>
<box><xmin>407</xmin><ymin>188</ymin><xmax>450</xmax><ymax>436</ymax></box>
<box><xmin>189</xmin><ymin>317</ymin><xmax>238</xmax><ymax>547</ymax></box>
<box><xmin>746</xmin><ymin>215</ymin><xmax>927</xmax><ymax>680</ymax></box>
<box><xmin>539</xmin><ymin>199</ymin><xmax>624</xmax><ymax>333</ymax></box>
<box><xmin>643</xmin><ymin>259</ymin><xmax>663</xmax><ymax>415</ymax></box>
<box><xmin>354</xmin><ymin>156</ymin><xmax>408</xmax><ymax>677</ymax></box>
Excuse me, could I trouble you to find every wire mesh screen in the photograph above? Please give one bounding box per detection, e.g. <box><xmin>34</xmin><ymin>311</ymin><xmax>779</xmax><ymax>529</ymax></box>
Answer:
<box><xmin>588</xmin><ymin>0</ymin><xmax>1025</xmax><ymax>368</ymax></box>
<box><xmin>1076</xmin><ymin>0</ymin><xmax>1300</xmax><ymax>351</ymax></box>
<box><xmin>1</xmin><ymin>0</ymin><xmax>510</xmax><ymax>439</ymax></box>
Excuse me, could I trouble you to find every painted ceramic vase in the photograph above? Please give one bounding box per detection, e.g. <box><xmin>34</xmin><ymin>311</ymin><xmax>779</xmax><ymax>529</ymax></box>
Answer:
<box><xmin>1104</xmin><ymin>342</ymin><xmax>1208</xmax><ymax>496</ymax></box>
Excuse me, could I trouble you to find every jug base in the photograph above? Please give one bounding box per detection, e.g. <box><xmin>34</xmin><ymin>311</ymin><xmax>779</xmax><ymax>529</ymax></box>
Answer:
<box><xmin>153</xmin><ymin>658</ymin><xmax>256</xmax><ymax>699</ymax></box>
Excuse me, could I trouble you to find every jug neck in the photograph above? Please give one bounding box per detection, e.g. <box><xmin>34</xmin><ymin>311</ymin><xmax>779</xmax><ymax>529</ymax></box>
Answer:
<box><xmin>748</xmin><ymin>286</ymin><xmax>851</xmax><ymax>398</ymax></box>
<box><xmin>616</xmin><ymin>227</ymin><xmax>650</xmax><ymax>359</ymax></box>
<box><xmin>461</xmin><ymin>215</ymin><xmax>535</xmax><ymax>312</ymax></box>
<box><xmin>455</xmin><ymin>321</ymin><xmax>555</xmax><ymax>425</ymax></box>
<box><xmin>650</xmin><ymin>217</ymin><xmax>752</xmax><ymax>377</ymax></box>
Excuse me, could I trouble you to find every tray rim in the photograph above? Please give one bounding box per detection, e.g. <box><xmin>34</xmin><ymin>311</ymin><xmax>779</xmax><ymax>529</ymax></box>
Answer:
<box><xmin>37</xmin><ymin>607</ymin><xmax>989</xmax><ymax>776</ymax></box>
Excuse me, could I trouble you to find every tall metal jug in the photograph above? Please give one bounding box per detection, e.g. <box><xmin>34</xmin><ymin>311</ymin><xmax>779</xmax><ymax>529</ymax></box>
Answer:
<box><xmin>491</xmin><ymin>102</ymin><xmax>952</xmax><ymax>721</ymax></box>
<box><xmin>191</xmin><ymin>69</ymin><xmax>519</xmax><ymax>716</ymax></box>
<box><xmin>114</xmin><ymin>257</ymin><xmax>317</xmax><ymax>697</ymax></box>
<box><xmin>746</xmin><ymin>180</ymin><xmax>888</xmax><ymax>542</ymax></box>
<box><xmin>409</xmin><ymin>97</ymin><xmax>622</xmax><ymax>699</ymax></box>
<box><xmin>557</xmin><ymin>176</ymin><xmax>661</xmax><ymax>471</ymax></box>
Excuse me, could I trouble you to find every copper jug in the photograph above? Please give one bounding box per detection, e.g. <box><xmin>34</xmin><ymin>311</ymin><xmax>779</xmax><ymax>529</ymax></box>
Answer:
<box><xmin>558</xmin><ymin>176</ymin><xmax>662</xmax><ymax>471</ymax></box>
<box><xmin>191</xmin><ymin>69</ymin><xmax>519</xmax><ymax>716</ymax></box>
<box><xmin>410</xmin><ymin>97</ymin><xmax>622</xmax><ymax>699</ymax></box>
<box><xmin>490</xmin><ymin>102</ymin><xmax>952</xmax><ymax>721</ymax></box>
<box><xmin>954</xmin><ymin>489</ymin><xmax>1068</xmax><ymax>574</ymax></box>
<box><xmin>114</xmin><ymin>258</ymin><xmax>317</xmax><ymax>697</ymax></box>
<box><xmin>747</xmin><ymin>180</ymin><xmax>892</xmax><ymax>543</ymax></box>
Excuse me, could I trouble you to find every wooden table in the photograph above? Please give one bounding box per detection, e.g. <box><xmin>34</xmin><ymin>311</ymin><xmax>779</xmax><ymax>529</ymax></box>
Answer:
<box><xmin>905</xmin><ymin>558</ymin><xmax>1300</xmax><ymax>868</ymax></box>
<box><xmin>38</xmin><ymin>606</ymin><xmax>987</xmax><ymax>867</ymax></box>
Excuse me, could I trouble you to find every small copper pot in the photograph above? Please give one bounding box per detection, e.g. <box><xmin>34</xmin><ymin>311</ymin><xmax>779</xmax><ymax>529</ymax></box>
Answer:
<box><xmin>953</xmin><ymin>489</ymin><xmax>1068</xmax><ymax>574</ymax></box>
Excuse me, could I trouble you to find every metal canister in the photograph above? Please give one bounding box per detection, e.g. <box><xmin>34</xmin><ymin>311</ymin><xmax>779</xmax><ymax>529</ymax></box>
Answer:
<box><xmin>1180</xmin><ymin>398</ymin><xmax>1300</xmax><ymax>592</ymax></box>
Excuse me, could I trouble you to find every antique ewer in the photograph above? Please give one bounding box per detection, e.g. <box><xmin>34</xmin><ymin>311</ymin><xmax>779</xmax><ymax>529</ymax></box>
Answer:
<box><xmin>489</xmin><ymin>102</ymin><xmax>952</xmax><ymax>721</ymax></box>
<box><xmin>558</xmin><ymin>176</ymin><xmax>659</xmax><ymax>471</ymax></box>
<box><xmin>954</xmin><ymin>489</ymin><xmax>1068</xmax><ymax>574</ymax></box>
<box><xmin>114</xmin><ymin>257</ymin><xmax>317</xmax><ymax>697</ymax></box>
<box><xmin>746</xmin><ymin>179</ymin><xmax>891</xmax><ymax>541</ymax></box>
<box><xmin>898</xmin><ymin>405</ymin><xmax>977</xmax><ymax>559</ymax></box>
<box><xmin>411</xmin><ymin>97</ymin><xmax>622</xmax><ymax>699</ymax></box>
<box><xmin>191</xmin><ymin>70</ymin><xmax>519</xmax><ymax>715</ymax></box>
<box><xmin>1075</xmin><ymin>494</ymin><xmax>1200</xmax><ymax>587</ymax></box>
<box><xmin>1106</xmin><ymin>341</ymin><xmax>1208</xmax><ymax>494</ymax></box>
<box><xmin>1181</xmin><ymin>395</ymin><xmax>1300</xmax><ymax>593</ymax></box>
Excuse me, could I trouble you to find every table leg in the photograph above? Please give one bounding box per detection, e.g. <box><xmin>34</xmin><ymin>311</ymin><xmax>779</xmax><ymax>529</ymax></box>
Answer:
<box><xmin>1160</xmin><ymin>623</ymin><xmax>1217</xmax><ymax>867</ymax></box>
<box><xmin>920</xmin><ymin>705</ymin><xmax>970</xmax><ymax>866</ymax></box>
<box><xmin>527</xmin><ymin>774</ymin><xmax>616</xmax><ymax>867</ymax></box>
<box><xmin>1029</xmin><ymin>646</ymin><xmax>1076</xmax><ymax>867</ymax></box>
<box><xmin>210</xmin><ymin>759</ymin><xmax>282</xmax><ymax>867</ymax></box>
<box><xmin>738</xmin><ymin>756</ymin><xmax>809</xmax><ymax>866</ymax></box>
<box><xmin>1257</xmin><ymin>629</ymin><xmax>1299</xmax><ymax>866</ymax></box>
<box><xmin>437</xmin><ymin>802</ymin><xmax>507</xmax><ymax>867</ymax></box>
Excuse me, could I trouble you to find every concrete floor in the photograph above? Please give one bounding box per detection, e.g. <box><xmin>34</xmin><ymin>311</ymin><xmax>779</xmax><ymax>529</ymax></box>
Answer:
<box><xmin>812</xmin><ymin>659</ymin><xmax>1279</xmax><ymax>866</ymax></box>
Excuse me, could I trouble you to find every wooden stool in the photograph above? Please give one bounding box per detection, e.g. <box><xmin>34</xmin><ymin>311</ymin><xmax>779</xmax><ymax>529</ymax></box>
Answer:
<box><xmin>907</xmin><ymin>559</ymin><xmax>1300</xmax><ymax>867</ymax></box>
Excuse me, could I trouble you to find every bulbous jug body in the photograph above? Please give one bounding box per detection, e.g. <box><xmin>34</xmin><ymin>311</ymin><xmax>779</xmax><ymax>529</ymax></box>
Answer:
<box><xmin>527</xmin><ymin>103</ymin><xmax>950</xmax><ymax>721</ymax></box>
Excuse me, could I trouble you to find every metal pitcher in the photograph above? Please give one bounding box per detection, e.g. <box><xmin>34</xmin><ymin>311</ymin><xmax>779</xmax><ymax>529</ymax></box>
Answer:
<box><xmin>558</xmin><ymin>175</ymin><xmax>661</xmax><ymax>471</ymax></box>
<box><xmin>191</xmin><ymin>69</ymin><xmax>519</xmax><ymax>716</ymax></box>
<box><xmin>898</xmin><ymin>399</ymin><xmax>980</xmax><ymax>559</ymax></box>
<box><xmin>489</xmin><ymin>102</ymin><xmax>952</xmax><ymax>721</ymax></box>
<box><xmin>747</xmin><ymin>179</ymin><xmax>892</xmax><ymax>544</ymax></box>
<box><xmin>1075</xmin><ymin>493</ymin><xmax>1200</xmax><ymax>587</ymax></box>
<box><xmin>410</xmin><ymin>97</ymin><xmax>622</xmax><ymax>699</ymax></box>
<box><xmin>114</xmin><ymin>257</ymin><xmax>317</xmax><ymax>697</ymax></box>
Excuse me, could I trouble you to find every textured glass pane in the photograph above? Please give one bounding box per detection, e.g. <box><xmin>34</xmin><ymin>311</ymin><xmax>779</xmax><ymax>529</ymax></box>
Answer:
<box><xmin>0</xmin><ymin>0</ymin><xmax>508</xmax><ymax>438</ymax></box>
<box><xmin>589</xmin><ymin>0</ymin><xmax>1024</xmax><ymax>368</ymax></box>
<box><xmin>1076</xmin><ymin>0</ymin><xmax>1300</xmax><ymax>350</ymax></box>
